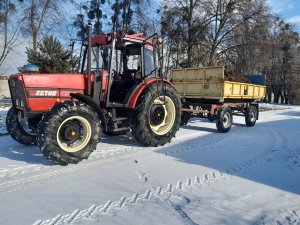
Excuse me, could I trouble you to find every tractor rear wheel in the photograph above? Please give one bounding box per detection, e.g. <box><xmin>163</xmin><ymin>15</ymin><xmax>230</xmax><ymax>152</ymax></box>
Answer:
<box><xmin>37</xmin><ymin>101</ymin><xmax>101</xmax><ymax>165</ymax></box>
<box><xmin>131</xmin><ymin>83</ymin><xmax>181</xmax><ymax>146</ymax></box>
<box><xmin>6</xmin><ymin>107</ymin><xmax>36</xmax><ymax>145</ymax></box>
<box><xmin>216</xmin><ymin>107</ymin><xmax>233</xmax><ymax>133</ymax></box>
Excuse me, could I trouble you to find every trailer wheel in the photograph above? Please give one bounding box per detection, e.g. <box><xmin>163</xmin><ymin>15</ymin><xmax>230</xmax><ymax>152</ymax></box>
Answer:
<box><xmin>180</xmin><ymin>112</ymin><xmax>190</xmax><ymax>126</ymax></box>
<box><xmin>216</xmin><ymin>107</ymin><xmax>232</xmax><ymax>133</ymax></box>
<box><xmin>208</xmin><ymin>117</ymin><xmax>215</xmax><ymax>122</ymax></box>
<box><xmin>6</xmin><ymin>107</ymin><xmax>36</xmax><ymax>145</ymax></box>
<box><xmin>37</xmin><ymin>101</ymin><xmax>101</xmax><ymax>165</ymax></box>
<box><xmin>180</xmin><ymin>106</ymin><xmax>191</xmax><ymax>125</ymax></box>
<box><xmin>131</xmin><ymin>83</ymin><xmax>181</xmax><ymax>146</ymax></box>
<box><xmin>245</xmin><ymin>105</ymin><xmax>257</xmax><ymax>127</ymax></box>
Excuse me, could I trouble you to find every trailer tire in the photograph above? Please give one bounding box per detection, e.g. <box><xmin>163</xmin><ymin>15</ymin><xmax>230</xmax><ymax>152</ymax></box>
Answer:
<box><xmin>180</xmin><ymin>112</ymin><xmax>190</xmax><ymax>126</ymax></box>
<box><xmin>180</xmin><ymin>106</ymin><xmax>191</xmax><ymax>126</ymax></box>
<box><xmin>131</xmin><ymin>83</ymin><xmax>181</xmax><ymax>146</ymax></box>
<box><xmin>216</xmin><ymin>107</ymin><xmax>232</xmax><ymax>133</ymax></box>
<box><xmin>37</xmin><ymin>101</ymin><xmax>101</xmax><ymax>165</ymax></box>
<box><xmin>245</xmin><ymin>105</ymin><xmax>257</xmax><ymax>127</ymax></box>
<box><xmin>208</xmin><ymin>117</ymin><xmax>215</xmax><ymax>122</ymax></box>
<box><xmin>6</xmin><ymin>107</ymin><xmax>36</xmax><ymax>145</ymax></box>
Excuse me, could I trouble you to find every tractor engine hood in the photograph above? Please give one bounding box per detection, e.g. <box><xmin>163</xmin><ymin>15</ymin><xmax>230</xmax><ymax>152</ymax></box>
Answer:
<box><xmin>9</xmin><ymin>73</ymin><xmax>86</xmax><ymax>112</ymax></box>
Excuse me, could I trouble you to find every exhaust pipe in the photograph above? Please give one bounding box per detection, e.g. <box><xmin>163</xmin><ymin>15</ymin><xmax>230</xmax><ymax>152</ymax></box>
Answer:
<box><xmin>87</xmin><ymin>23</ymin><xmax>92</xmax><ymax>96</ymax></box>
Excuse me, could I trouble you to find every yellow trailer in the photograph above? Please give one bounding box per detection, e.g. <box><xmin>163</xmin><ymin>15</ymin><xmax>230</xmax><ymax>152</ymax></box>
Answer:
<box><xmin>170</xmin><ymin>66</ymin><xmax>266</xmax><ymax>102</ymax></box>
<box><xmin>170</xmin><ymin>66</ymin><xmax>266</xmax><ymax>133</ymax></box>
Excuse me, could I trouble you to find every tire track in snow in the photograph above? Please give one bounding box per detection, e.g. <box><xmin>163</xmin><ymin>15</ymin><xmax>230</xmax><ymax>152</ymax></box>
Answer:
<box><xmin>164</xmin><ymin>198</ymin><xmax>199</xmax><ymax>225</ymax></box>
<box><xmin>33</xmin><ymin>171</ymin><xmax>231</xmax><ymax>225</ymax></box>
<box><xmin>32</xmin><ymin>126</ymin><xmax>300</xmax><ymax>225</ymax></box>
<box><xmin>256</xmin><ymin>207</ymin><xmax>300</xmax><ymax>225</ymax></box>
<box><xmin>0</xmin><ymin>125</ymin><xmax>278</xmax><ymax>195</ymax></box>
<box><xmin>0</xmin><ymin>117</ymin><xmax>263</xmax><ymax>180</ymax></box>
<box><xmin>0</xmin><ymin>131</ymin><xmax>226</xmax><ymax>193</ymax></box>
<box><xmin>0</xmin><ymin>147</ymin><xmax>144</xmax><ymax>194</ymax></box>
<box><xmin>275</xmin><ymin>207</ymin><xmax>300</xmax><ymax>225</ymax></box>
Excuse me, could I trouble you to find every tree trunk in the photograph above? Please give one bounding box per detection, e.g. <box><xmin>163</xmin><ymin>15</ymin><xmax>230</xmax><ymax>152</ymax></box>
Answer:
<box><xmin>32</xmin><ymin>31</ymin><xmax>38</xmax><ymax>52</ymax></box>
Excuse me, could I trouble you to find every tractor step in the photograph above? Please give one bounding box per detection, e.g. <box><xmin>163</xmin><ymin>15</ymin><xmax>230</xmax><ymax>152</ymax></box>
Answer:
<box><xmin>110</xmin><ymin>127</ymin><xmax>130</xmax><ymax>132</ymax></box>
<box><xmin>112</xmin><ymin>117</ymin><xmax>128</xmax><ymax>122</ymax></box>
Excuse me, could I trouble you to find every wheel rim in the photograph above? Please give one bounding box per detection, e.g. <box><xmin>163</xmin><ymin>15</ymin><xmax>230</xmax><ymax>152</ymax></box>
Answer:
<box><xmin>149</xmin><ymin>96</ymin><xmax>176</xmax><ymax>135</ymax></box>
<box><xmin>57</xmin><ymin>116</ymin><xmax>92</xmax><ymax>153</ymax></box>
<box><xmin>250</xmin><ymin>110</ymin><xmax>256</xmax><ymax>123</ymax></box>
<box><xmin>222</xmin><ymin>112</ymin><xmax>232</xmax><ymax>129</ymax></box>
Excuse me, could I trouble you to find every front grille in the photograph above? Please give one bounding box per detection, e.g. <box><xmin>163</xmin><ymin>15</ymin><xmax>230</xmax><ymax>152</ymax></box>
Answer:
<box><xmin>8</xmin><ymin>76</ymin><xmax>28</xmax><ymax>111</ymax></box>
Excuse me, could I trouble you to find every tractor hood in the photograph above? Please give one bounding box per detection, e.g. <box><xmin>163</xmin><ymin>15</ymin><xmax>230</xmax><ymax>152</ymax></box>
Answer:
<box><xmin>21</xmin><ymin>73</ymin><xmax>86</xmax><ymax>89</ymax></box>
<box><xmin>8</xmin><ymin>73</ymin><xmax>86</xmax><ymax>112</ymax></box>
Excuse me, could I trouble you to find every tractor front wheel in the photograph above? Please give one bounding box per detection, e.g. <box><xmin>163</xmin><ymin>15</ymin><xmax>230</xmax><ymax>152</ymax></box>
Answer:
<box><xmin>6</xmin><ymin>107</ymin><xmax>36</xmax><ymax>145</ymax></box>
<box><xmin>37</xmin><ymin>101</ymin><xmax>101</xmax><ymax>165</ymax></box>
<box><xmin>131</xmin><ymin>83</ymin><xmax>181</xmax><ymax>146</ymax></box>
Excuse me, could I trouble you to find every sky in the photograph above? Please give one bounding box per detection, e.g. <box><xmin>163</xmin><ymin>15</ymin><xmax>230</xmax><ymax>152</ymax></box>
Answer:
<box><xmin>1</xmin><ymin>0</ymin><xmax>300</xmax><ymax>75</ymax></box>
<box><xmin>267</xmin><ymin>0</ymin><xmax>300</xmax><ymax>31</ymax></box>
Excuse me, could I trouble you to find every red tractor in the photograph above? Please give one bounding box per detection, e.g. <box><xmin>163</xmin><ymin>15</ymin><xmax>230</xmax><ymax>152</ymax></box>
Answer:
<box><xmin>6</xmin><ymin>25</ymin><xmax>181</xmax><ymax>165</ymax></box>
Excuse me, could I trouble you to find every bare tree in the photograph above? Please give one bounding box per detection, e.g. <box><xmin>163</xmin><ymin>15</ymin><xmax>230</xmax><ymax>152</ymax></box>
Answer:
<box><xmin>202</xmin><ymin>0</ymin><xmax>267</xmax><ymax>66</ymax></box>
<box><xmin>0</xmin><ymin>0</ymin><xmax>23</xmax><ymax>72</ymax></box>
<box><xmin>265</xmin><ymin>18</ymin><xmax>299</xmax><ymax>103</ymax></box>
<box><xmin>21</xmin><ymin>0</ymin><xmax>70</xmax><ymax>52</ymax></box>
<box><xmin>162</xmin><ymin>0</ymin><xmax>210</xmax><ymax>68</ymax></box>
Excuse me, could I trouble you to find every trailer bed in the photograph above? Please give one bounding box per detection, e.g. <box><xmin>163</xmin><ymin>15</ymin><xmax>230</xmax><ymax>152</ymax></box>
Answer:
<box><xmin>170</xmin><ymin>67</ymin><xmax>266</xmax><ymax>102</ymax></box>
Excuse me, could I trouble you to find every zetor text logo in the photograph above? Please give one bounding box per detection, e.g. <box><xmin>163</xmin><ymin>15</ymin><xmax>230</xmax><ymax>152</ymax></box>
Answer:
<box><xmin>35</xmin><ymin>90</ymin><xmax>58</xmax><ymax>96</ymax></box>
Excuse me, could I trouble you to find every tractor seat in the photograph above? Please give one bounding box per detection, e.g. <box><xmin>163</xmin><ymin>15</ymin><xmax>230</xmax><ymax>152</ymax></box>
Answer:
<box><xmin>110</xmin><ymin>71</ymin><xmax>137</xmax><ymax>102</ymax></box>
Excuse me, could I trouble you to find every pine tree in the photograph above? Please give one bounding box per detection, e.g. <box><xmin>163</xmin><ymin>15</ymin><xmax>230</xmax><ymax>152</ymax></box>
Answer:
<box><xmin>26</xmin><ymin>36</ymin><xmax>78</xmax><ymax>73</ymax></box>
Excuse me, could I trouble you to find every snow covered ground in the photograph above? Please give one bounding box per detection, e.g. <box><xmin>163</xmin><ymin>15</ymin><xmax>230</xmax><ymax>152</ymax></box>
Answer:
<box><xmin>0</xmin><ymin>104</ymin><xmax>299</xmax><ymax>225</ymax></box>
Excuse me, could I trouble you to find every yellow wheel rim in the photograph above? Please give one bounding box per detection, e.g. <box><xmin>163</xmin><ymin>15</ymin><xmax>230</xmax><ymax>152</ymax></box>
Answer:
<box><xmin>57</xmin><ymin>116</ymin><xmax>92</xmax><ymax>153</ymax></box>
<box><xmin>149</xmin><ymin>96</ymin><xmax>176</xmax><ymax>135</ymax></box>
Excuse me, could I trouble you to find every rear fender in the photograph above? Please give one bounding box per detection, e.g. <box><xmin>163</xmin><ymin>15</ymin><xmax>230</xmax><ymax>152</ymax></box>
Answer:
<box><xmin>70</xmin><ymin>93</ymin><xmax>107</xmax><ymax>131</ymax></box>
<box><xmin>126</xmin><ymin>78</ymin><xmax>175</xmax><ymax>109</ymax></box>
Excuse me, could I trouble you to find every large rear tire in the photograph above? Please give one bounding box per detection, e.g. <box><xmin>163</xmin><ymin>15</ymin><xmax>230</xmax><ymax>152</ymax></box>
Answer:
<box><xmin>6</xmin><ymin>107</ymin><xmax>36</xmax><ymax>145</ymax></box>
<box><xmin>216</xmin><ymin>107</ymin><xmax>232</xmax><ymax>133</ymax></box>
<box><xmin>37</xmin><ymin>101</ymin><xmax>101</xmax><ymax>165</ymax></box>
<box><xmin>131</xmin><ymin>83</ymin><xmax>181</xmax><ymax>146</ymax></box>
<box><xmin>245</xmin><ymin>105</ymin><xmax>257</xmax><ymax>127</ymax></box>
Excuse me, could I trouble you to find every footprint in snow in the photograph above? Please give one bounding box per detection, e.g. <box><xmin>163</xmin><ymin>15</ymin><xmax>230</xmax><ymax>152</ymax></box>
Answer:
<box><xmin>136</xmin><ymin>170</ymin><xmax>148</xmax><ymax>183</ymax></box>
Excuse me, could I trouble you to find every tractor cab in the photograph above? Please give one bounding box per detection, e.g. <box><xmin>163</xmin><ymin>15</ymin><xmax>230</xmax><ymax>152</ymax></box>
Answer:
<box><xmin>84</xmin><ymin>32</ymin><xmax>158</xmax><ymax>106</ymax></box>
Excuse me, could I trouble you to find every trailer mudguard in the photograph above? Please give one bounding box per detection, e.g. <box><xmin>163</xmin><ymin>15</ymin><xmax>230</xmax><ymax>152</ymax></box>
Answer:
<box><xmin>70</xmin><ymin>93</ymin><xmax>107</xmax><ymax>131</ymax></box>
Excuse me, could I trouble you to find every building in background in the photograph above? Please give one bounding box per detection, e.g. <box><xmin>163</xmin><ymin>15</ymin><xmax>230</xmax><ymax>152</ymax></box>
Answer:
<box><xmin>0</xmin><ymin>76</ymin><xmax>10</xmax><ymax>98</ymax></box>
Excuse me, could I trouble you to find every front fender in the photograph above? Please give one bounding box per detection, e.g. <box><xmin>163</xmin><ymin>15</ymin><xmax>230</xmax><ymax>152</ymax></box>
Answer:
<box><xmin>70</xmin><ymin>93</ymin><xmax>107</xmax><ymax>131</ymax></box>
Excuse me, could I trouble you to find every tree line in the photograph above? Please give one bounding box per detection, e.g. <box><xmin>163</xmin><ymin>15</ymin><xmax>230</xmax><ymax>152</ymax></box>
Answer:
<box><xmin>0</xmin><ymin>0</ymin><xmax>299</xmax><ymax>103</ymax></box>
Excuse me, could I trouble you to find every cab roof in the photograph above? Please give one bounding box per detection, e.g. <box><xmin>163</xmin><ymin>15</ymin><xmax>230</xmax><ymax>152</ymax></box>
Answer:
<box><xmin>91</xmin><ymin>33</ymin><xmax>153</xmax><ymax>47</ymax></box>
